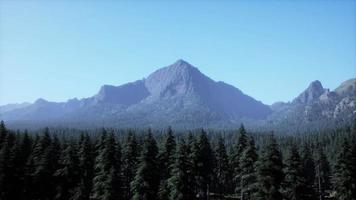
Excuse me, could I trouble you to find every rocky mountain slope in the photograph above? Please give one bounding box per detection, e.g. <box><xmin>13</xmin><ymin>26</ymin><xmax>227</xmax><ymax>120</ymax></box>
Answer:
<box><xmin>266</xmin><ymin>78</ymin><xmax>356</xmax><ymax>132</ymax></box>
<box><xmin>0</xmin><ymin>60</ymin><xmax>272</xmax><ymax>128</ymax></box>
<box><xmin>0</xmin><ymin>60</ymin><xmax>354</xmax><ymax>131</ymax></box>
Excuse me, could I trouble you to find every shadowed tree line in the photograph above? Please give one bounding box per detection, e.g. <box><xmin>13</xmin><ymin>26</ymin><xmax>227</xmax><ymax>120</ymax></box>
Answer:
<box><xmin>0</xmin><ymin>121</ymin><xmax>355</xmax><ymax>200</ymax></box>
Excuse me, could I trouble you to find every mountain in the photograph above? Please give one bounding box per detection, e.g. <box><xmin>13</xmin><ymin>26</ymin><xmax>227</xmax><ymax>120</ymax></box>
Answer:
<box><xmin>0</xmin><ymin>59</ymin><xmax>272</xmax><ymax>129</ymax></box>
<box><xmin>266</xmin><ymin>78</ymin><xmax>356</xmax><ymax>132</ymax></box>
<box><xmin>292</xmin><ymin>80</ymin><xmax>326</xmax><ymax>104</ymax></box>
<box><xmin>0</xmin><ymin>102</ymin><xmax>31</xmax><ymax>113</ymax></box>
<box><xmin>1</xmin><ymin>60</ymin><xmax>354</xmax><ymax>131</ymax></box>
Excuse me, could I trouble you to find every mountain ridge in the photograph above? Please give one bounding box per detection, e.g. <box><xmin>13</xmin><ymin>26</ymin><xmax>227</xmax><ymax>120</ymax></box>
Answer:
<box><xmin>0</xmin><ymin>60</ymin><xmax>355</xmax><ymax>131</ymax></box>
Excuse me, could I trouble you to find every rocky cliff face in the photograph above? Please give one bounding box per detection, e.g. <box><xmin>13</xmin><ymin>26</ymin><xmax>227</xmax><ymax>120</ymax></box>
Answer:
<box><xmin>266</xmin><ymin>78</ymin><xmax>356</xmax><ymax>132</ymax></box>
<box><xmin>293</xmin><ymin>80</ymin><xmax>326</xmax><ymax>104</ymax></box>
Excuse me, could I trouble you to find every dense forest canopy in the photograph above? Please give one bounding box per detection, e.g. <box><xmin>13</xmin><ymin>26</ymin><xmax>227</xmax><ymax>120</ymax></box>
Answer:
<box><xmin>0</xmin><ymin>120</ymin><xmax>355</xmax><ymax>200</ymax></box>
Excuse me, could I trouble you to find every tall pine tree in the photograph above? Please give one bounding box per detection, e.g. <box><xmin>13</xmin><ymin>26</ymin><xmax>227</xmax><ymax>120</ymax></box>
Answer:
<box><xmin>0</xmin><ymin>132</ymin><xmax>16</xmax><ymax>200</ymax></box>
<box><xmin>192</xmin><ymin>129</ymin><xmax>214</xmax><ymax>199</ymax></box>
<box><xmin>315</xmin><ymin>145</ymin><xmax>331</xmax><ymax>200</ymax></box>
<box><xmin>91</xmin><ymin>132</ymin><xmax>122</xmax><ymax>200</ymax></box>
<box><xmin>55</xmin><ymin>140</ymin><xmax>81</xmax><ymax>200</ymax></box>
<box><xmin>132</xmin><ymin>129</ymin><xmax>160</xmax><ymax>200</ymax></box>
<box><xmin>255</xmin><ymin>134</ymin><xmax>284</xmax><ymax>200</ymax></box>
<box><xmin>31</xmin><ymin>131</ymin><xmax>61</xmax><ymax>200</ymax></box>
<box><xmin>0</xmin><ymin>121</ymin><xmax>8</xmax><ymax>149</ymax></box>
<box><xmin>168</xmin><ymin>139</ymin><xmax>194</xmax><ymax>200</ymax></box>
<box><xmin>213</xmin><ymin>135</ymin><xmax>230</xmax><ymax>199</ymax></box>
<box><xmin>239</xmin><ymin>136</ymin><xmax>258</xmax><ymax>200</ymax></box>
<box><xmin>333</xmin><ymin>140</ymin><xmax>356</xmax><ymax>200</ymax></box>
<box><xmin>282</xmin><ymin>144</ymin><xmax>307</xmax><ymax>200</ymax></box>
<box><xmin>73</xmin><ymin>134</ymin><xmax>95</xmax><ymax>200</ymax></box>
<box><xmin>122</xmin><ymin>131</ymin><xmax>140</xmax><ymax>200</ymax></box>
<box><xmin>231</xmin><ymin>124</ymin><xmax>249</xmax><ymax>195</ymax></box>
<box><xmin>158</xmin><ymin>127</ymin><xmax>176</xmax><ymax>200</ymax></box>
<box><xmin>301</xmin><ymin>144</ymin><xmax>317</xmax><ymax>200</ymax></box>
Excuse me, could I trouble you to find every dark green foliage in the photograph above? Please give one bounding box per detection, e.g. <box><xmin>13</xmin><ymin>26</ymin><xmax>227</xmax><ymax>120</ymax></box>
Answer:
<box><xmin>159</xmin><ymin>127</ymin><xmax>176</xmax><ymax>179</ymax></box>
<box><xmin>55</xmin><ymin>140</ymin><xmax>81</xmax><ymax>200</ymax></box>
<box><xmin>301</xmin><ymin>144</ymin><xmax>317</xmax><ymax>200</ymax></box>
<box><xmin>0</xmin><ymin>120</ymin><xmax>8</xmax><ymax>148</ymax></box>
<box><xmin>91</xmin><ymin>132</ymin><xmax>122</xmax><ymax>200</ymax></box>
<box><xmin>72</xmin><ymin>134</ymin><xmax>95</xmax><ymax>200</ymax></box>
<box><xmin>0</xmin><ymin>121</ymin><xmax>355</xmax><ymax>200</ymax></box>
<box><xmin>186</xmin><ymin>132</ymin><xmax>198</xmax><ymax>196</ymax></box>
<box><xmin>239</xmin><ymin>136</ymin><xmax>258</xmax><ymax>200</ymax></box>
<box><xmin>231</xmin><ymin>124</ymin><xmax>249</xmax><ymax>194</ymax></box>
<box><xmin>0</xmin><ymin>132</ymin><xmax>16</xmax><ymax>200</ymax></box>
<box><xmin>192</xmin><ymin>129</ymin><xmax>214</xmax><ymax>199</ymax></box>
<box><xmin>333</xmin><ymin>140</ymin><xmax>356</xmax><ymax>200</ymax></box>
<box><xmin>315</xmin><ymin>146</ymin><xmax>331</xmax><ymax>200</ymax></box>
<box><xmin>214</xmin><ymin>136</ymin><xmax>231</xmax><ymax>199</ymax></box>
<box><xmin>283</xmin><ymin>144</ymin><xmax>307</xmax><ymax>200</ymax></box>
<box><xmin>122</xmin><ymin>131</ymin><xmax>140</xmax><ymax>200</ymax></box>
<box><xmin>132</xmin><ymin>130</ymin><xmax>160</xmax><ymax>200</ymax></box>
<box><xmin>168</xmin><ymin>139</ymin><xmax>194</xmax><ymax>200</ymax></box>
<box><xmin>10</xmin><ymin>131</ymin><xmax>34</xmax><ymax>200</ymax></box>
<box><xmin>256</xmin><ymin>134</ymin><xmax>284</xmax><ymax>200</ymax></box>
<box><xmin>158</xmin><ymin>127</ymin><xmax>176</xmax><ymax>200</ymax></box>
<box><xmin>30</xmin><ymin>130</ymin><xmax>61</xmax><ymax>200</ymax></box>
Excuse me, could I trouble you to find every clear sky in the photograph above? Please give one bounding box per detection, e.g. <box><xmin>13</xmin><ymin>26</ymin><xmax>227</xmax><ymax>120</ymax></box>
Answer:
<box><xmin>0</xmin><ymin>0</ymin><xmax>355</xmax><ymax>105</ymax></box>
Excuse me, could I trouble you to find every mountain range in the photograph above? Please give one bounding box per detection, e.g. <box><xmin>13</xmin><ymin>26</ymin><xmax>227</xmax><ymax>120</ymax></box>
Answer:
<box><xmin>1</xmin><ymin>59</ymin><xmax>355</xmax><ymax>132</ymax></box>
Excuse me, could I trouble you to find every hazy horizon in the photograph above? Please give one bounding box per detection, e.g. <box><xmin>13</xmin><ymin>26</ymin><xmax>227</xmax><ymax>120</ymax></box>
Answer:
<box><xmin>1</xmin><ymin>1</ymin><xmax>355</xmax><ymax>105</ymax></box>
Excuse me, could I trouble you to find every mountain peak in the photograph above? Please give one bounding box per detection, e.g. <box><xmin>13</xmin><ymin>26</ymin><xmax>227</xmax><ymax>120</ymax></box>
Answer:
<box><xmin>309</xmin><ymin>80</ymin><xmax>323</xmax><ymax>90</ymax></box>
<box><xmin>170</xmin><ymin>59</ymin><xmax>197</xmax><ymax>72</ymax></box>
<box><xmin>34</xmin><ymin>98</ymin><xmax>48</xmax><ymax>104</ymax></box>
<box><xmin>293</xmin><ymin>80</ymin><xmax>325</xmax><ymax>104</ymax></box>
<box><xmin>145</xmin><ymin>60</ymin><xmax>204</xmax><ymax>96</ymax></box>
<box><xmin>173</xmin><ymin>59</ymin><xmax>190</xmax><ymax>66</ymax></box>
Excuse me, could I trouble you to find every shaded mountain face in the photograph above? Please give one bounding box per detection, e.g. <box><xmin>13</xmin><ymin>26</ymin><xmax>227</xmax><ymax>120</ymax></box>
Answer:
<box><xmin>95</xmin><ymin>80</ymin><xmax>149</xmax><ymax>106</ymax></box>
<box><xmin>0</xmin><ymin>59</ymin><xmax>272</xmax><ymax>128</ymax></box>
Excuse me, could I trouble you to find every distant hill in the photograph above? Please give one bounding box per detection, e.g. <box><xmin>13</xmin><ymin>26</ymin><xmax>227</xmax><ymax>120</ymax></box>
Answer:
<box><xmin>0</xmin><ymin>60</ymin><xmax>355</xmax><ymax>132</ymax></box>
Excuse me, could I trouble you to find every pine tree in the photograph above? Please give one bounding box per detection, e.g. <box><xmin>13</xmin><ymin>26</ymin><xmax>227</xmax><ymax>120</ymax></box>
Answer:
<box><xmin>192</xmin><ymin>129</ymin><xmax>214</xmax><ymax>199</ymax></box>
<box><xmin>168</xmin><ymin>139</ymin><xmax>193</xmax><ymax>200</ymax></box>
<box><xmin>158</xmin><ymin>127</ymin><xmax>176</xmax><ymax>200</ymax></box>
<box><xmin>91</xmin><ymin>132</ymin><xmax>122</xmax><ymax>200</ymax></box>
<box><xmin>283</xmin><ymin>144</ymin><xmax>307</xmax><ymax>200</ymax></box>
<box><xmin>185</xmin><ymin>132</ymin><xmax>198</xmax><ymax>199</ymax></box>
<box><xmin>122</xmin><ymin>131</ymin><xmax>140</xmax><ymax>200</ymax></box>
<box><xmin>301</xmin><ymin>144</ymin><xmax>317</xmax><ymax>200</ymax></box>
<box><xmin>9</xmin><ymin>132</ymin><xmax>34</xmax><ymax>200</ymax></box>
<box><xmin>333</xmin><ymin>140</ymin><xmax>356</xmax><ymax>200</ymax></box>
<box><xmin>315</xmin><ymin>146</ymin><xmax>331</xmax><ymax>200</ymax></box>
<box><xmin>55</xmin><ymin>140</ymin><xmax>81</xmax><ymax>200</ymax></box>
<box><xmin>214</xmin><ymin>135</ymin><xmax>230</xmax><ymax>199</ymax></box>
<box><xmin>132</xmin><ymin>129</ymin><xmax>160</xmax><ymax>200</ymax></box>
<box><xmin>231</xmin><ymin>124</ymin><xmax>249</xmax><ymax>195</ymax></box>
<box><xmin>0</xmin><ymin>120</ymin><xmax>8</xmax><ymax>149</ymax></box>
<box><xmin>10</xmin><ymin>131</ymin><xmax>34</xmax><ymax>200</ymax></box>
<box><xmin>352</xmin><ymin>135</ymin><xmax>356</xmax><ymax>198</ymax></box>
<box><xmin>255</xmin><ymin>134</ymin><xmax>284</xmax><ymax>200</ymax></box>
<box><xmin>0</xmin><ymin>132</ymin><xmax>16</xmax><ymax>200</ymax></box>
<box><xmin>30</xmin><ymin>131</ymin><xmax>62</xmax><ymax>200</ymax></box>
<box><xmin>239</xmin><ymin>136</ymin><xmax>258</xmax><ymax>200</ymax></box>
<box><xmin>72</xmin><ymin>134</ymin><xmax>95</xmax><ymax>200</ymax></box>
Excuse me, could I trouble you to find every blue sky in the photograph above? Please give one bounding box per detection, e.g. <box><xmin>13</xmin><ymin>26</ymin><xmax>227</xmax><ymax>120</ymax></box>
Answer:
<box><xmin>0</xmin><ymin>0</ymin><xmax>355</xmax><ymax>105</ymax></box>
